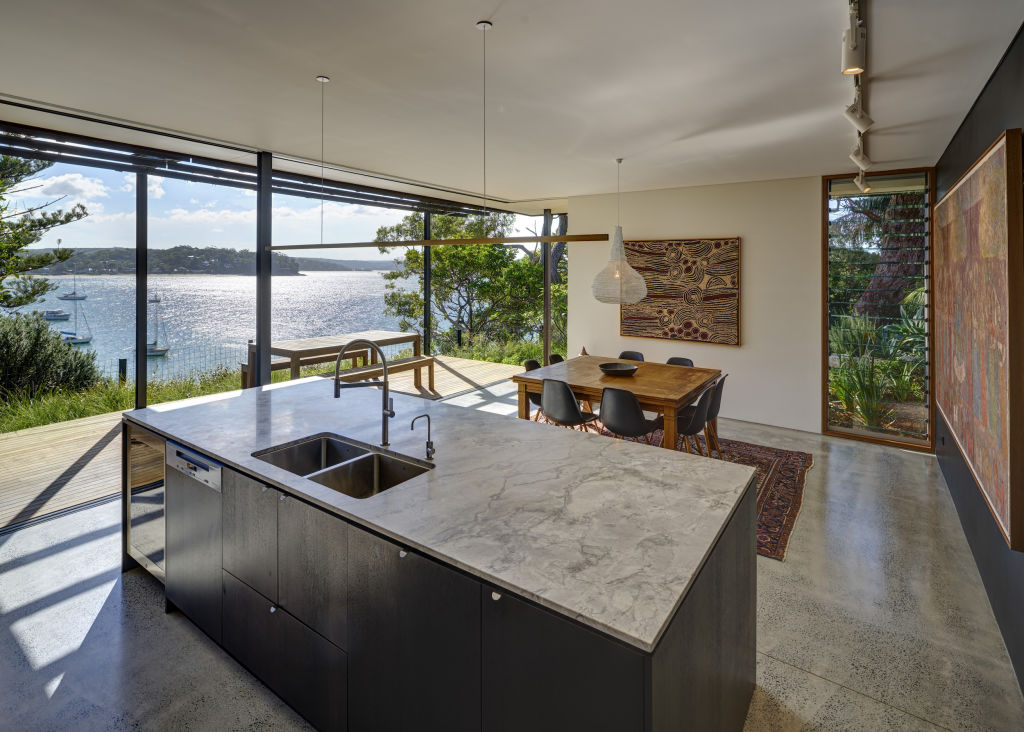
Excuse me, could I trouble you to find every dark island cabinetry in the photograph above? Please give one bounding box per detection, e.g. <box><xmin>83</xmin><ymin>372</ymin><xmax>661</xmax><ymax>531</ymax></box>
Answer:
<box><xmin>482</xmin><ymin>588</ymin><xmax>646</xmax><ymax>732</ymax></box>
<box><xmin>348</xmin><ymin>528</ymin><xmax>481</xmax><ymax>731</ymax></box>
<box><xmin>146</xmin><ymin>446</ymin><xmax>755</xmax><ymax>732</ymax></box>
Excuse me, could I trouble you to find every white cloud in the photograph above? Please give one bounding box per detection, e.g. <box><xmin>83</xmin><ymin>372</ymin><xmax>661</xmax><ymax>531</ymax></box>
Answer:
<box><xmin>189</xmin><ymin>198</ymin><xmax>199</xmax><ymax>204</ymax></box>
<box><xmin>18</xmin><ymin>173</ymin><xmax>109</xmax><ymax>202</ymax></box>
<box><xmin>148</xmin><ymin>176</ymin><xmax>166</xmax><ymax>199</ymax></box>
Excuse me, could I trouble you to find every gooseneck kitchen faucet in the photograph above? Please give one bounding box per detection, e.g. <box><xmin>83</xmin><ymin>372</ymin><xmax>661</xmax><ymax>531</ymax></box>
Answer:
<box><xmin>334</xmin><ymin>339</ymin><xmax>395</xmax><ymax>447</ymax></box>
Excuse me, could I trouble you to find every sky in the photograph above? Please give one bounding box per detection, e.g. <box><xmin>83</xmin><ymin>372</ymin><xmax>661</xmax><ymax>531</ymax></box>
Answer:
<box><xmin>13</xmin><ymin>161</ymin><xmax>541</xmax><ymax>262</ymax></box>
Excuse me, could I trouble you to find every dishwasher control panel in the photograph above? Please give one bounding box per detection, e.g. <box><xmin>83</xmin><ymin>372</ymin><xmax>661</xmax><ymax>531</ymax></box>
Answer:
<box><xmin>166</xmin><ymin>442</ymin><xmax>223</xmax><ymax>492</ymax></box>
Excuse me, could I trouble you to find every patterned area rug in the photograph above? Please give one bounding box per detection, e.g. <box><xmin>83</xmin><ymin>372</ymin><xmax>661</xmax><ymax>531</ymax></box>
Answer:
<box><xmin>602</xmin><ymin>426</ymin><xmax>814</xmax><ymax>561</ymax></box>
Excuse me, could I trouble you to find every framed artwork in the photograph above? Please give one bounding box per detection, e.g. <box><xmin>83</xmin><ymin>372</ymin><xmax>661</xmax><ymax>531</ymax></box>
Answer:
<box><xmin>934</xmin><ymin>128</ymin><xmax>1024</xmax><ymax>549</ymax></box>
<box><xmin>620</xmin><ymin>238</ymin><xmax>741</xmax><ymax>345</ymax></box>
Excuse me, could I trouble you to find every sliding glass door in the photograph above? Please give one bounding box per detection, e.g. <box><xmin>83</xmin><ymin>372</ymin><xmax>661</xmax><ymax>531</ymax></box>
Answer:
<box><xmin>823</xmin><ymin>171</ymin><xmax>933</xmax><ymax>449</ymax></box>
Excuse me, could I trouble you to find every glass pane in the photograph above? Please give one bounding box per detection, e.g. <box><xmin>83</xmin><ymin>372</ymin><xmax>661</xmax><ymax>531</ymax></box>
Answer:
<box><xmin>825</xmin><ymin>173</ymin><xmax>930</xmax><ymax>446</ymax></box>
<box><xmin>145</xmin><ymin>176</ymin><xmax>256</xmax><ymax>404</ymax></box>
<box><xmin>1</xmin><ymin>157</ymin><xmax>136</xmax><ymax>432</ymax></box>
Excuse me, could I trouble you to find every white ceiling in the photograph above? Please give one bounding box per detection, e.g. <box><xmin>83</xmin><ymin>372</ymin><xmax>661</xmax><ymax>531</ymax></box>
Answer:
<box><xmin>0</xmin><ymin>0</ymin><xmax>1021</xmax><ymax>212</ymax></box>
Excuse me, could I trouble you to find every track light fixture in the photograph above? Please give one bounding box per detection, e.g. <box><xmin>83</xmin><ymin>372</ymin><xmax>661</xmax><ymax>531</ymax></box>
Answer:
<box><xmin>844</xmin><ymin>84</ymin><xmax>874</xmax><ymax>132</ymax></box>
<box><xmin>849</xmin><ymin>135</ymin><xmax>872</xmax><ymax>171</ymax></box>
<box><xmin>841</xmin><ymin>1</ymin><xmax>866</xmax><ymax>75</ymax></box>
<box><xmin>854</xmin><ymin>171</ymin><xmax>872</xmax><ymax>193</ymax></box>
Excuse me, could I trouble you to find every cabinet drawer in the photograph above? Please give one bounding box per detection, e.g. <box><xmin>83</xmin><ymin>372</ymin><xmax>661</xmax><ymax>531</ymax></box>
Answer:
<box><xmin>279</xmin><ymin>493</ymin><xmax>348</xmax><ymax>649</ymax></box>
<box><xmin>482</xmin><ymin>588</ymin><xmax>645</xmax><ymax>732</ymax></box>
<box><xmin>223</xmin><ymin>571</ymin><xmax>347</xmax><ymax>731</ymax></box>
<box><xmin>222</xmin><ymin>469</ymin><xmax>279</xmax><ymax>600</ymax></box>
<box><xmin>348</xmin><ymin>528</ymin><xmax>480</xmax><ymax>731</ymax></box>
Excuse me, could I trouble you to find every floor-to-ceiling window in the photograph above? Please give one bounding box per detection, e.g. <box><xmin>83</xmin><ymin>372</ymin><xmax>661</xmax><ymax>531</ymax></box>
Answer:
<box><xmin>823</xmin><ymin>170</ymin><xmax>933</xmax><ymax>448</ymax></box>
<box><xmin>144</xmin><ymin>176</ymin><xmax>256</xmax><ymax>404</ymax></box>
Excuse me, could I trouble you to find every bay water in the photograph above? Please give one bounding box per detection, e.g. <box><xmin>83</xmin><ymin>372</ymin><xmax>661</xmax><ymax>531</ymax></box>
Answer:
<box><xmin>26</xmin><ymin>271</ymin><xmax>407</xmax><ymax>380</ymax></box>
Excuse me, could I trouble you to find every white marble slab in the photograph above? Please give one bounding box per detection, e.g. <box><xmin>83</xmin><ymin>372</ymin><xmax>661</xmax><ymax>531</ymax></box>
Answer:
<box><xmin>126</xmin><ymin>377</ymin><xmax>754</xmax><ymax>652</ymax></box>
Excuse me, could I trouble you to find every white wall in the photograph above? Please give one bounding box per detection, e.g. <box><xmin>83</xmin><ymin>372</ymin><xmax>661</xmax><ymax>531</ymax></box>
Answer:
<box><xmin>566</xmin><ymin>176</ymin><xmax>822</xmax><ymax>433</ymax></box>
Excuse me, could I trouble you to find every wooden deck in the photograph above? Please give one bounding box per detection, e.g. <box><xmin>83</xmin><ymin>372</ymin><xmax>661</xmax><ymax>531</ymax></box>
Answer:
<box><xmin>368</xmin><ymin>355</ymin><xmax>521</xmax><ymax>400</ymax></box>
<box><xmin>0</xmin><ymin>411</ymin><xmax>122</xmax><ymax>530</ymax></box>
<box><xmin>0</xmin><ymin>356</ymin><xmax>522</xmax><ymax>531</ymax></box>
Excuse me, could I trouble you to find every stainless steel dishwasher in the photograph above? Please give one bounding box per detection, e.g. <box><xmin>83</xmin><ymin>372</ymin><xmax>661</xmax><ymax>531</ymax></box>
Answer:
<box><xmin>165</xmin><ymin>442</ymin><xmax>224</xmax><ymax>644</ymax></box>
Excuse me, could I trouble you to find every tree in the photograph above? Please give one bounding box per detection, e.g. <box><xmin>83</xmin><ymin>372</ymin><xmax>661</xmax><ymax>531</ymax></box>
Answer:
<box><xmin>1</xmin><ymin>155</ymin><xmax>87</xmax><ymax>310</ymax></box>
<box><xmin>376</xmin><ymin>212</ymin><xmax>557</xmax><ymax>352</ymax></box>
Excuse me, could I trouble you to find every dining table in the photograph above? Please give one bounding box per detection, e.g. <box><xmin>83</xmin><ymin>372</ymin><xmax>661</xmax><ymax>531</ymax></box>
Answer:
<box><xmin>511</xmin><ymin>355</ymin><xmax>721</xmax><ymax>450</ymax></box>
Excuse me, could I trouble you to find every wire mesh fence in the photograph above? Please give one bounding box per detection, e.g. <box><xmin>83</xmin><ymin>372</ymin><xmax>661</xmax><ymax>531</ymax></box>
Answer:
<box><xmin>98</xmin><ymin>344</ymin><xmax>249</xmax><ymax>382</ymax></box>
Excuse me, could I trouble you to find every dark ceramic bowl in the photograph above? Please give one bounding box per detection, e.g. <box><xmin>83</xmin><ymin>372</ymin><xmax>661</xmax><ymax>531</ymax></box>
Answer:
<box><xmin>598</xmin><ymin>362</ymin><xmax>638</xmax><ymax>377</ymax></box>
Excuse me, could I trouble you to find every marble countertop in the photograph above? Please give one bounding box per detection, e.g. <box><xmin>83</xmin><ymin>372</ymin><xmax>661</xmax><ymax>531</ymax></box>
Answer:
<box><xmin>125</xmin><ymin>377</ymin><xmax>755</xmax><ymax>652</ymax></box>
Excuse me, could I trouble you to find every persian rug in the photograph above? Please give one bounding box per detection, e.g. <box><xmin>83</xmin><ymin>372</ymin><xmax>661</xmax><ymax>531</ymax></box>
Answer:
<box><xmin>621</xmin><ymin>238</ymin><xmax>741</xmax><ymax>345</ymax></box>
<box><xmin>602</xmin><ymin>425</ymin><xmax>813</xmax><ymax>561</ymax></box>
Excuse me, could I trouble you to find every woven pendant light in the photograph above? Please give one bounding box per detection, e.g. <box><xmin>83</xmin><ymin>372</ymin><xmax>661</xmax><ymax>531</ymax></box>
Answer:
<box><xmin>591</xmin><ymin>159</ymin><xmax>647</xmax><ymax>304</ymax></box>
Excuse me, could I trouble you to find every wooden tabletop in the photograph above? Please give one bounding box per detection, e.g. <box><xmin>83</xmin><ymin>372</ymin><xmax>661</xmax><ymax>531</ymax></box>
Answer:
<box><xmin>270</xmin><ymin>330</ymin><xmax>420</xmax><ymax>358</ymax></box>
<box><xmin>511</xmin><ymin>355</ymin><xmax>720</xmax><ymax>409</ymax></box>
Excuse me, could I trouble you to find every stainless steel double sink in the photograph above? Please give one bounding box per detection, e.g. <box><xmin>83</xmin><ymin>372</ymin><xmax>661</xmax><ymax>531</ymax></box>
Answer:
<box><xmin>253</xmin><ymin>434</ymin><xmax>432</xmax><ymax>499</ymax></box>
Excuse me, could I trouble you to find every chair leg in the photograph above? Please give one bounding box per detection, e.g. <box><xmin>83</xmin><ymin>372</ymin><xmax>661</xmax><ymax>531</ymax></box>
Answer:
<box><xmin>694</xmin><ymin>435</ymin><xmax>706</xmax><ymax>457</ymax></box>
<box><xmin>533</xmin><ymin>409</ymin><xmax>541</xmax><ymax>421</ymax></box>
<box><xmin>682</xmin><ymin>437</ymin><xmax>691</xmax><ymax>454</ymax></box>
<box><xmin>703</xmin><ymin>426</ymin><xmax>715</xmax><ymax>458</ymax></box>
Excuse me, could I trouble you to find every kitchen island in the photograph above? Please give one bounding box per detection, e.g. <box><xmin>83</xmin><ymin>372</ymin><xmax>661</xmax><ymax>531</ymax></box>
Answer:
<box><xmin>122</xmin><ymin>376</ymin><xmax>756</xmax><ymax>731</ymax></box>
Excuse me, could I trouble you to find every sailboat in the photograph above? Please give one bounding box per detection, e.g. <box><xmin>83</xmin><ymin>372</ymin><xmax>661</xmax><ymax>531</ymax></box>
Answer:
<box><xmin>147</xmin><ymin>292</ymin><xmax>170</xmax><ymax>357</ymax></box>
<box><xmin>60</xmin><ymin>299</ymin><xmax>93</xmax><ymax>345</ymax></box>
<box><xmin>58</xmin><ymin>262</ymin><xmax>87</xmax><ymax>301</ymax></box>
<box><xmin>40</xmin><ymin>309</ymin><xmax>71</xmax><ymax>321</ymax></box>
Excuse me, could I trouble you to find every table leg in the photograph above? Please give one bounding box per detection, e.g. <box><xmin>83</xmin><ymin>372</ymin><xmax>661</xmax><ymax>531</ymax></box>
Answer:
<box><xmin>290</xmin><ymin>356</ymin><xmax>300</xmax><ymax>380</ymax></box>
<box><xmin>414</xmin><ymin>364</ymin><xmax>422</xmax><ymax>389</ymax></box>
<box><xmin>517</xmin><ymin>384</ymin><xmax>530</xmax><ymax>420</ymax></box>
<box><xmin>661</xmin><ymin>405</ymin><xmax>678</xmax><ymax>450</ymax></box>
<box><xmin>413</xmin><ymin>334</ymin><xmax>421</xmax><ymax>357</ymax></box>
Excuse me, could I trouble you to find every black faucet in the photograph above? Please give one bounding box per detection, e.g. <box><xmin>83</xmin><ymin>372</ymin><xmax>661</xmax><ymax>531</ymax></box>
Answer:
<box><xmin>334</xmin><ymin>339</ymin><xmax>395</xmax><ymax>447</ymax></box>
<box><xmin>410</xmin><ymin>414</ymin><xmax>435</xmax><ymax>461</ymax></box>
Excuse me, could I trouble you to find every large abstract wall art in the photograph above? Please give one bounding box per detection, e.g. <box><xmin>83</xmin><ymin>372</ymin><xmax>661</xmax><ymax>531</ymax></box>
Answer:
<box><xmin>934</xmin><ymin>129</ymin><xmax>1024</xmax><ymax>549</ymax></box>
<box><xmin>620</xmin><ymin>238</ymin><xmax>741</xmax><ymax>346</ymax></box>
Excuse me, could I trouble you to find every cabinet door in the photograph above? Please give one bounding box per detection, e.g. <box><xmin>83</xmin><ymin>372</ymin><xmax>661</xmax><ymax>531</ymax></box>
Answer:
<box><xmin>482</xmin><ymin>588</ymin><xmax>645</xmax><ymax>732</ymax></box>
<box><xmin>223</xmin><ymin>571</ymin><xmax>347</xmax><ymax>731</ymax></box>
<box><xmin>222</xmin><ymin>468</ymin><xmax>278</xmax><ymax>600</ymax></box>
<box><xmin>348</xmin><ymin>528</ymin><xmax>481</xmax><ymax>731</ymax></box>
<box><xmin>165</xmin><ymin>465</ymin><xmax>222</xmax><ymax>643</ymax></box>
<box><xmin>279</xmin><ymin>493</ymin><xmax>348</xmax><ymax>649</ymax></box>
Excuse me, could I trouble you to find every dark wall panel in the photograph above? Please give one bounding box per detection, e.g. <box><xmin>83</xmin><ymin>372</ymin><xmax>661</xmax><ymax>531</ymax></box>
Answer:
<box><xmin>934</xmin><ymin>18</ymin><xmax>1024</xmax><ymax>692</ymax></box>
<box><xmin>936</xmin><ymin>415</ymin><xmax>1024</xmax><ymax>690</ymax></box>
<box><xmin>936</xmin><ymin>23</ymin><xmax>1024</xmax><ymax>199</ymax></box>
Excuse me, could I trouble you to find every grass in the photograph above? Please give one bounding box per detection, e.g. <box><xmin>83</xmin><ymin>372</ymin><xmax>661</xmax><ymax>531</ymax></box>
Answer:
<box><xmin>0</xmin><ymin>340</ymin><xmax>548</xmax><ymax>433</ymax></box>
<box><xmin>0</xmin><ymin>362</ymin><xmax>361</xmax><ymax>433</ymax></box>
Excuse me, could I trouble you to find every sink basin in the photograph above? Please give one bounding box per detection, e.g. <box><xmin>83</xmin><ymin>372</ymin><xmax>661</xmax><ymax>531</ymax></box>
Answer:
<box><xmin>254</xmin><ymin>435</ymin><xmax>369</xmax><ymax>475</ymax></box>
<box><xmin>308</xmin><ymin>452</ymin><xmax>432</xmax><ymax>499</ymax></box>
<box><xmin>253</xmin><ymin>434</ymin><xmax>432</xmax><ymax>499</ymax></box>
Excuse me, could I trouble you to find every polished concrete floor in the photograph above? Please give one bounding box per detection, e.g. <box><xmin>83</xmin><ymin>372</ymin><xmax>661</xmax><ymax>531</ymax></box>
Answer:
<box><xmin>0</xmin><ymin>385</ymin><xmax>1022</xmax><ymax>730</ymax></box>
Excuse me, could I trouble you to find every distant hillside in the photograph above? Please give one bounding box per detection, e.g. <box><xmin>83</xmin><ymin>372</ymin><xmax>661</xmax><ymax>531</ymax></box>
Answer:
<box><xmin>28</xmin><ymin>246</ymin><xmax>398</xmax><ymax>275</ymax></box>
<box><xmin>289</xmin><ymin>256</ymin><xmax>399</xmax><ymax>272</ymax></box>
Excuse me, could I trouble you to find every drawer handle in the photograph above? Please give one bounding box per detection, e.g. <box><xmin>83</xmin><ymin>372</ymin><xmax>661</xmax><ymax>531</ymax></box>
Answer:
<box><xmin>269</xmin><ymin>605</ymin><xmax>276</xmax><ymax>614</ymax></box>
<box><xmin>491</xmin><ymin>592</ymin><xmax>501</xmax><ymax>601</ymax></box>
<box><xmin>398</xmin><ymin>550</ymin><xmax>408</xmax><ymax>558</ymax></box>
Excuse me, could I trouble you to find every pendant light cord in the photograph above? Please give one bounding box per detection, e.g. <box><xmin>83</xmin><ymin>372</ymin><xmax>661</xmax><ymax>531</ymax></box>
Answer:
<box><xmin>616</xmin><ymin>158</ymin><xmax>622</xmax><ymax>227</ymax></box>
<box><xmin>320</xmin><ymin>80</ymin><xmax>325</xmax><ymax>245</ymax></box>
<box><xmin>482</xmin><ymin>24</ymin><xmax>487</xmax><ymax>235</ymax></box>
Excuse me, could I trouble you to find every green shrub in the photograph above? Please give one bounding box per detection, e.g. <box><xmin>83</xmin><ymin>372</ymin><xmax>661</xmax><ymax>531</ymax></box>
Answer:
<box><xmin>449</xmin><ymin>338</ymin><xmax>562</xmax><ymax>366</ymax></box>
<box><xmin>0</xmin><ymin>313</ymin><xmax>100</xmax><ymax>397</ymax></box>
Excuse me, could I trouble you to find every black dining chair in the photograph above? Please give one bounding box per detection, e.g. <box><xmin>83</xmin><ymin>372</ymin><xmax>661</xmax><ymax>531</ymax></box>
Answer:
<box><xmin>666</xmin><ymin>356</ymin><xmax>694</xmax><ymax>367</ymax></box>
<box><xmin>674</xmin><ymin>385</ymin><xmax>715</xmax><ymax>455</ymax></box>
<box><xmin>618</xmin><ymin>350</ymin><xmax>645</xmax><ymax>361</ymax></box>
<box><xmin>600</xmin><ymin>387</ymin><xmax>662</xmax><ymax>444</ymax></box>
<box><xmin>523</xmin><ymin>359</ymin><xmax>544</xmax><ymax>420</ymax></box>
<box><xmin>541</xmin><ymin>379</ymin><xmax>599</xmax><ymax>432</ymax></box>
<box><xmin>703</xmin><ymin>374</ymin><xmax>728</xmax><ymax>458</ymax></box>
<box><xmin>548</xmin><ymin>353</ymin><xmax>564</xmax><ymax>364</ymax></box>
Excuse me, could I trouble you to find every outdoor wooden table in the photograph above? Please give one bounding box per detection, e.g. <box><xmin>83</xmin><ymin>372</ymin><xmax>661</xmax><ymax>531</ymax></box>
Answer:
<box><xmin>271</xmin><ymin>329</ymin><xmax>422</xmax><ymax>381</ymax></box>
<box><xmin>511</xmin><ymin>355</ymin><xmax>721</xmax><ymax>450</ymax></box>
